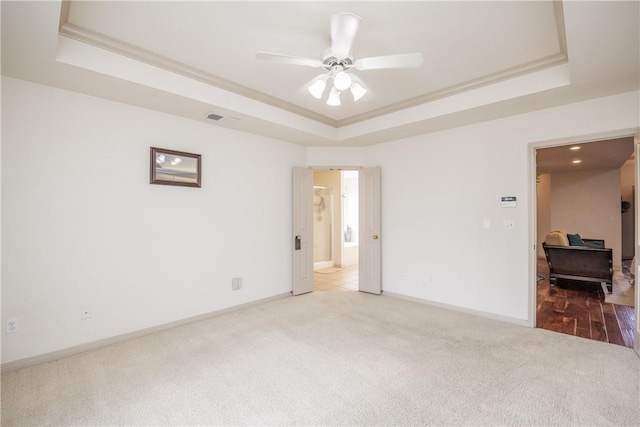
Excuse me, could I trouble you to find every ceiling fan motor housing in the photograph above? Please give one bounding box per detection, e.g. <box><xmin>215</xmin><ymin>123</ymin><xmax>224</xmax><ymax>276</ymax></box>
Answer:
<box><xmin>322</xmin><ymin>48</ymin><xmax>354</xmax><ymax>71</ymax></box>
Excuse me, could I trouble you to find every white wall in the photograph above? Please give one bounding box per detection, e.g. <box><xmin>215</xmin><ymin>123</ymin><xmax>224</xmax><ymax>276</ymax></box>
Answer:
<box><xmin>306</xmin><ymin>147</ymin><xmax>365</xmax><ymax>168</ymax></box>
<box><xmin>308</xmin><ymin>90</ymin><xmax>639</xmax><ymax>323</ymax></box>
<box><xmin>365</xmin><ymin>124</ymin><xmax>531</xmax><ymax>321</ymax></box>
<box><xmin>341</xmin><ymin>171</ymin><xmax>359</xmax><ymax>267</ymax></box>
<box><xmin>313</xmin><ymin>170</ymin><xmax>342</xmax><ymax>267</ymax></box>
<box><xmin>1</xmin><ymin>77</ymin><xmax>305</xmax><ymax>364</ymax></box>
<box><xmin>550</xmin><ymin>169</ymin><xmax>622</xmax><ymax>269</ymax></box>
<box><xmin>342</xmin><ymin>172</ymin><xmax>359</xmax><ymax>245</ymax></box>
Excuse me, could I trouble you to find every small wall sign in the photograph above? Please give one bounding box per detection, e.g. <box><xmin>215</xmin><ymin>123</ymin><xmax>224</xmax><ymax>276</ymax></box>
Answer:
<box><xmin>501</xmin><ymin>196</ymin><xmax>517</xmax><ymax>208</ymax></box>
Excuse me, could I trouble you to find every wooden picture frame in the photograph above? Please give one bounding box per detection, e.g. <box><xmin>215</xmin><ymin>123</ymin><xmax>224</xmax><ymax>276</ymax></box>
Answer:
<box><xmin>150</xmin><ymin>147</ymin><xmax>201</xmax><ymax>188</ymax></box>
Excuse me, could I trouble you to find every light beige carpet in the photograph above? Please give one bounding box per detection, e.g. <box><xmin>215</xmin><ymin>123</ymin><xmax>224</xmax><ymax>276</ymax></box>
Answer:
<box><xmin>2</xmin><ymin>291</ymin><xmax>639</xmax><ymax>426</ymax></box>
<box><xmin>604</xmin><ymin>272</ymin><xmax>635</xmax><ymax>307</ymax></box>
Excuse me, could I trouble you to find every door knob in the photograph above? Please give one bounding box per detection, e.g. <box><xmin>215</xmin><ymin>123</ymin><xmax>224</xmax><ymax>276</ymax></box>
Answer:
<box><xmin>373</xmin><ymin>235</ymin><xmax>379</xmax><ymax>240</ymax></box>
<box><xmin>295</xmin><ymin>235</ymin><xmax>302</xmax><ymax>250</ymax></box>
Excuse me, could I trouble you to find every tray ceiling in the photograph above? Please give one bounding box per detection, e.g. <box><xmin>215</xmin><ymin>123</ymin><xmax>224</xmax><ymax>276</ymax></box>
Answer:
<box><xmin>60</xmin><ymin>1</ymin><xmax>566</xmax><ymax>124</ymax></box>
<box><xmin>2</xmin><ymin>1</ymin><xmax>639</xmax><ymax>146</ymax></box>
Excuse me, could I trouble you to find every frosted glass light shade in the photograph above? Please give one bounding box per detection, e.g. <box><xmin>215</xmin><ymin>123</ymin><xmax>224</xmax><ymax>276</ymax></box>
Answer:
<box><xmin>333</xmin><ymin>71</ymin><xmax>352</xmax><ymax>91</ymax></box>
<box><xmin>308</xmin><ymin>79</ymin><xmax>326</xmax><ymax>99</ymax></box>
<box><xmin>349</xmin><ymin>81</ymin><xmax>367</xmax><ymax>101</ymax></box>
<box><xmin>327</xmin><ymin>87</ymin><xmax>341</xmax><ymax>106</ymax></box>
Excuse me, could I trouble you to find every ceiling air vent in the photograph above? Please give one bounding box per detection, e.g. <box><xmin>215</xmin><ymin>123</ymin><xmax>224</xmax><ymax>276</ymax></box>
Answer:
<box><xmin>205</xmin><ymin>112</ymin><xmax>225</xmax><ymax>121</ymax></box>
<box><xmin>204</xmin><ymin>112</ymin><xmax>239</xmax><ymax>124</ymax></box>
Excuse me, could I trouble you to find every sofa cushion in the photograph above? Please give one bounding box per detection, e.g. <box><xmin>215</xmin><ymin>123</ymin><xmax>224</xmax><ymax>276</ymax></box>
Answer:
<box><xmin>585</xmin><ymin>240</ymin><xmax>605</xmax><ymax>248</ymax></box>
<box><xmin>545</xmin><ymin>231</ymin><xmax>569</xmax><ymax>246</ymax></box>
<box><xmin>567</xmin><ymin>233</ymin><xmax>586</xmax><ymax>246</ymax></box>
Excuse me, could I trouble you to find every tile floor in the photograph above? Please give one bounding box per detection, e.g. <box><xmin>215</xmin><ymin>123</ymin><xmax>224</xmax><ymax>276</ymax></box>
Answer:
<box><xmin>313</xmin><ymin>264</ymin><xmax>359</xmax><ymax>291</ymax></box>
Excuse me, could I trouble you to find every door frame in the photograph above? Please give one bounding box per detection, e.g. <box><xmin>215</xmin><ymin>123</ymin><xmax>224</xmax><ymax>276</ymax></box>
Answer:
<box><xmin>528</xmin><ymin>128</ymin><xmax>639</xmax><ymax>354</ymax></box>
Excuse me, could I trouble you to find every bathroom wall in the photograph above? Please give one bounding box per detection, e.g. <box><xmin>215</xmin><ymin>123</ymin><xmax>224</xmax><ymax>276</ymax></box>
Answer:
<box><xmin>313</xmin><ymin>170</ymin><xmax>342</xmax><ymax>268</ymax></box>
<box><xmin>342</xmin><ymin>171</ymin><xmax>359</xmax><ymax>266</ymax></box>
<box><xmin>312</xmin><ymin>186</ymin><xmax>332</xmax><ymax>264</ymax></box>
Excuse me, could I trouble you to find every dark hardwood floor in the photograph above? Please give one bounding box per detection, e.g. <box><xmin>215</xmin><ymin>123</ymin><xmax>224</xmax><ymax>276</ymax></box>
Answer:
<box><xmin>536</xmin><ymin>258</ymin><xmax>635</xmax><ymax>348</ymax></box>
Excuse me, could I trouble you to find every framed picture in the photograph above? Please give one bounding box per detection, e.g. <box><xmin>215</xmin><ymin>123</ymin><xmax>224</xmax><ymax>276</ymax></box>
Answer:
<box><xmin>150</xmin><ymin>147</ymin><xmax>201</xmax><ymax>188</ymax></box>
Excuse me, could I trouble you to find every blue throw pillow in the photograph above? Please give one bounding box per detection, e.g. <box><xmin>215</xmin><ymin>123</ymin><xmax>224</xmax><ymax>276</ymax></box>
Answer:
<box><xmin>567</xmin><ymin>233</ymin><xmax>585</xmax><ymax>246</ymax></box>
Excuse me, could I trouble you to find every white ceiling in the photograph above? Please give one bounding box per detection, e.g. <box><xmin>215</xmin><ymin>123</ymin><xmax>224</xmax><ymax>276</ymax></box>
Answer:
<box><xmin>2</xmin><ymin>1</ymin><xmax>639</xmax><ymax>146</ymax></box>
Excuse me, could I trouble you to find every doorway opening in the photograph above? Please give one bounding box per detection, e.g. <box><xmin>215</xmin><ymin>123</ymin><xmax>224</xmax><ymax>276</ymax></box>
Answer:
<box><xmin>534</xmin><ymin>136</ymin><xmax>636</xmax><ymax>348</ymax></box>
<box><xmin>312</xmin><ymin>170</ymin><xmax>359</xmax><ymax>291</ymax></box>
<box><xmin>293</xmin><ymin>166</ymin><xmax>380</xmax><ymax>296</ymax></box>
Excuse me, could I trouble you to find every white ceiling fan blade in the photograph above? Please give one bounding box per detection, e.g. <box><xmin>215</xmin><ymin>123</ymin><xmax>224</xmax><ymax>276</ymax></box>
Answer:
<box><xmin>255</xmin><ymin>52</ymin><xmax>323</xmax><ymax>68</ymax></box>
<box><xmin>355</xmin><ymin>53</ymin><xmax>424</xmax><ymax>70</ymax></box>
<box><xmin>330</xmin><ymin>12</ymin><xmax>361</xmax><ymax>59</ymax></box>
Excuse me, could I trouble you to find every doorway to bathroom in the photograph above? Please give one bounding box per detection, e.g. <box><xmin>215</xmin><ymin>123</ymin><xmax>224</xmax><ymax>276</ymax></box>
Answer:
<box><xmin>312</xmin><ymin>170</ymin><xmax>359</xmax><ymax>291</ymax></box>
<box><xmin>293</xmin><ymin>166</ymin><xmax>380</xmax><ymax>295</ymax></box>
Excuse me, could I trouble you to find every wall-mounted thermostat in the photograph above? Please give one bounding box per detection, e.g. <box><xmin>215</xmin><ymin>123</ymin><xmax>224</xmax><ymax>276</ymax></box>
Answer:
<box><xmin>501</xmin><ymin>196</ymin><xmax>517</xmax><ymax>208</ymax></box>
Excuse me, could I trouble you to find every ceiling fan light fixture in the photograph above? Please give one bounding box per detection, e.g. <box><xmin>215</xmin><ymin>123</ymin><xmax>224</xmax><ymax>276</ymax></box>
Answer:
<box><xmin>308</xmin><ymin>79</ymin><xmax>327</xmax><ymax>99</ymax></box>
<box><xmin>327</xmin><ymin>87</ymin><xmax>341</xmax><ymax>106</ymax></box>
<box><xmin>349</xmin><ymin>81</ymin><xmax>367</xmax><ymax>101</ymax></box>
<box><xmin>256</xmin><ymin>13</ymin><xmax>424</xmax><ymax>107</ymax></box>
<box><xmin>333</xmin><ymin>71</ymin><xmax>352</xmax><ymax>91</ymax></box>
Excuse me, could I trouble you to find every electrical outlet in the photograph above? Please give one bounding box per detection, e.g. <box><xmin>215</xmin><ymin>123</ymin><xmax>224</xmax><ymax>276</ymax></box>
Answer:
<box><xmin>232</xmin><ymin>277</ymin><xmax>241</xmax><ymax>290</ymax></box>
<box><xmin>6</xmin><ymin>318</ymin><xmax>18</xmax><ymax>334</ymax></box>
<box><xmin>81</xmin><ymin>309</ymin><xmax>92</xmax><ymax>320</ymax></box>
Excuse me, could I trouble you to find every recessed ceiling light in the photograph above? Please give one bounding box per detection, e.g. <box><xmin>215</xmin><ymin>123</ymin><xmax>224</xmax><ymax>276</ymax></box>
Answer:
<box><xmin>572</xmin><ymin>160</ymin><xmax>582</xmax><ymax>164</ymax></box>
<box><xmin>570</xmin><ymin>146</ymin><xmax>581</xmax><ymax>151</ymax></box>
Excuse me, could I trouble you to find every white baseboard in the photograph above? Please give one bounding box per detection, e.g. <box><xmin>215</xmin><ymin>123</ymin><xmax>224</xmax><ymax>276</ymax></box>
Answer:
<box><xmin>383</xmin><ymin>291</ymin><xmax>530</xmax><ymax>327</ymax></box>
<box><xmin>1</xmin><ymin>292</ymin><xmax>291</xmax><ymax>372</ymax></box>
<box><xmin>314</xmin><ymin>261</ymin><xmax>334</xmax><ymax>270</ymax></box>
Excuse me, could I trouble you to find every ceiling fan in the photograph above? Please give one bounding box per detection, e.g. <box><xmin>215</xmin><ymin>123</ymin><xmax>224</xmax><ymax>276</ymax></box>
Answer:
<box><xmin>256</xmin><ymin>12</ymin><xmax>424</xmax><ymax>106</ymax></box>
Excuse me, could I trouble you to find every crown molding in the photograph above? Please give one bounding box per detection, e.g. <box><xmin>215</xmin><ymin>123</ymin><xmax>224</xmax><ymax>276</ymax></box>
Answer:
<box><xmin>337</xmin><ymin>53</ymin><xmax>568</xmax><ymax>127</ymax></box>
<box><xmin>553</xmin><ymin>0</ymin><xmax>568</xmax><ymax>58</ymax></box>
<box><xmin>58</xmin><ymin>21</ymin><xmax>337</xmax><ymax>127</ymax></box>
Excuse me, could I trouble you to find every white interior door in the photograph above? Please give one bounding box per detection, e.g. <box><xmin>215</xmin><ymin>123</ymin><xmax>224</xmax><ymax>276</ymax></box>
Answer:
<box><xmin>292</xmin><ymin>167</ymin><xmax>314</xmax><ymax>296</ymax></box>
<box><xmin>359</xmin><ymin>167</ymin><xmax>382</xmax><ymax>294</ymax></box>
<box><xmin>634</xmin><ymin>135</ymin><xmax>640</xmax><ymax>357</ymax></box>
